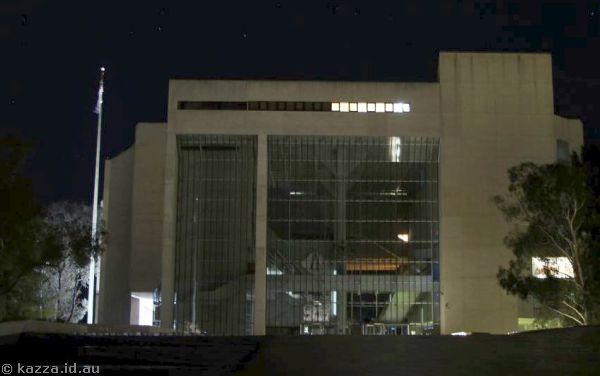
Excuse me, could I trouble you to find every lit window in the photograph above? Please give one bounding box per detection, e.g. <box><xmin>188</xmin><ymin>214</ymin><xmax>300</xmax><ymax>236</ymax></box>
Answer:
<box><xmin>367</xmin><ymin>103</ymin><xmax>376</xmax><ymax>112</ymax></box>
<box><xmin>340</xmin><ymin>102</ymin><xmax>349</xmax><ymax>112</ymax></box>
<box><xmin>375</xmin><ymin>102</ymin><xmax>385</xmax><ymax>113</ymax></box>
<box><xmin>349</xmin><ymin>103</ymin><xmax>358</xmax><ymax>112</ymax></box>
<box><xmin>532</xmin><ymin>257</ymin><xmax>574</xmax><ymax>279</ymax></box>
<box><xmin>393</xmin><ymin>103</ymin><xmax>404</xmax><ymax>113</ymax></box>
<box><xmin>397</xmin><ymin>233</ymin><xmax>409</xmax><ymax>242</ymax></box>
<box><xmin>385</xmin><ymin>103</ymin><xmax>394</xmax><ymax>112</ymax></box>
<box><xmin>403</xmin><ymin>103</ymin><xmax>410</xmax><ymax>112</ymax></box>
<box><xmin>358</xmin><ymin>102</ymin><xmax>367</xmax><ymax>113</ymax></box>
<box><xmin>331</xmin><ymin>103</ymin><xmax>340</xmax><ymax>111</ymax></box>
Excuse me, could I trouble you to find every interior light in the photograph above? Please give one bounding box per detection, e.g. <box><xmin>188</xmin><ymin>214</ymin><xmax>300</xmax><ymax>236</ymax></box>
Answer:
<box><xmin>349</xmin><ymin>103</ymin><xmax>358</xmax><ymax>112</ymax></box>
<box><xmin>358</xmin><ymin>103</ymin><xmax>367</xmax><ymax>112</ymax></box>
<box><xmin>131</xmin><ymin>293</ymin><xmax>153</xmax><ymax>326</ymax></box>
<box><xmin>385</xmin><ymin>103</ymin><xmax>394</xmax><ymax>112</ymax></box>
<box><xmin>451</xmin><ymin>332</ymin><xmax>470</xmax><ymax>336</ymax></box>
<box><xmin>290</xmin><ymin>191</ymin><xmax>304</xmax><ymax>196</ymax></box>
<box><xmin>397</xmin><ymin>233</ymin><xmax>409</xmax><ymax>242</ymax></box>
<box><xmin>367</xmin><ymin>103</ymin><xmax>376</xmax><ymax>112</ymax></box>
<box><xmin>286</xmin><ymin>291</ymin><xmax>301</xmax><ymax>299</ymax></box>
<box><xmin>375</xmin><ymin>102</ymin><xmax>385</xmax><ymax>113</ymax></box>
<box><xmin>390</xmin><ymin>137</ymin><xmax>402</xmax><ymax>162</ymax></box>
<box><xmin>393</xmin><ymin>103</ymin><xmax>404</xmax><ymax>113</ymax></box>
<box><xmin>331</xmin><ymin>290</ymin><xmax>337</xmax><ymax>316</ymax></box>
<box><xmin>331</xmin><ymin>102</ymin><xmax>340</xmax><ymax>111</ymax></box>
<box><xmin>267</xmin><ymin>267</ymin><xmax>284</xmax><ymax>275</ymax></box>
<box><xmin>340</xmin><ymin>102</ymin><xmax>349</xmax><ymax>112</ymax></box>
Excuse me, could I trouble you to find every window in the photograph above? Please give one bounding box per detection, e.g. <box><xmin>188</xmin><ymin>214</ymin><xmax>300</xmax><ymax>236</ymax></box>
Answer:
<box><xmin>267</xmin><ymin>135</ymin><xmax>440</xmax><ymax>335</ymax></box>
<box><xmin>178</xmin><ymin>100</ymin><xmax>411</xmax><ymax>114</ymax></box>
<box><xmin>557</xmin><ymin>139</ymin><xmax>570</xmax><ymax>163</ymax></box>
<box><xmin>532</xmin><ymin>257</ymin><xmax>574</xmax><ymax>279</ymax></box>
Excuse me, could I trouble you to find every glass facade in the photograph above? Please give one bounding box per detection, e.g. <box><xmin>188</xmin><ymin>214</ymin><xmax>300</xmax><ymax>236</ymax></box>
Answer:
<box><xmin>173</xmin><ymin>134</ymin><xmax>440</xmax><ymax>335</ymax></box>
<box><xmin>267</xmin><ymin>136</ymin><xmax>440</xmax><ymax>335</ymax></box>
<box><xmin>174</xmin><ymin>135</ymin><xmax>257</xmax><ymax>335</ymax></box>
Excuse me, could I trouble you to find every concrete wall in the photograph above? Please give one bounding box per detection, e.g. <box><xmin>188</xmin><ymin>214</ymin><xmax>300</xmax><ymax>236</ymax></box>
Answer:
<box><xmin>438</xmin><ymin>52</ymin><xmax>582</xmax><ymax>334</ymax></box>
<box><xmin>99</xmin><ymin>123</ymin><xmax>167</xmax><ymax>325</ymax></box>
<box><xmin>554</xmin><ymin>116</ymin><xmax>585</xmax><ymax>156</ymax></box>
<box><xmin>130</xmin><ymin>123</ymin><xmax>167</xmax><ymax>292</ymax></box>
<box><xmin>98</xmin><ymin>148</ymin><xmax>134</xmax><ymax>324</ymax></box>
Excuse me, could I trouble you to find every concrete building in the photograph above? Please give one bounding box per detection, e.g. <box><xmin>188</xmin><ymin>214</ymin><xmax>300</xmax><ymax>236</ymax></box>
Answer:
<box><xmin>98</xmin><ymin>52</ymin><xmax>583</xmax><ymax>335</ymax></box>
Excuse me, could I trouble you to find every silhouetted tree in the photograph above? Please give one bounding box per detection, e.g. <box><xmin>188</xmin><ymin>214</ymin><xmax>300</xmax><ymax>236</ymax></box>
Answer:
<box><xmin>493</xmin><ymin>154</ymin><xmax>600</xmax><ymax>326</ymax></box>
<box><xmin>0</xmin><ymin>138</ymin><xmax>61</xmax><ymax>320</ymax></box>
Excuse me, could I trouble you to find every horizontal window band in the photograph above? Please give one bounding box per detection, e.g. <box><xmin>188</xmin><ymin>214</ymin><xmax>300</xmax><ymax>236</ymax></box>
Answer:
<box><xmin>177</xmin><ymin>101</ymin><xmax>411</xmax><ymax>113</ymax></box>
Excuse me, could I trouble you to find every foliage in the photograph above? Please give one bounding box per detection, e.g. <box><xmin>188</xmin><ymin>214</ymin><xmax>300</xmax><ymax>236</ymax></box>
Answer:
<box><xmin>37</xmin><ymin>202</ymin><xmax>104</xmax><ymax>323</ymax></box>
<box><xmin>493</xmin><ymin>153</ymin><xmax>600</xmax><ymax>326</ymax></box>
<box><xmin>0</xmin><ymin>137</ymin><xmax>62</xmax><ymax>320</ymax></box>
<box><xmin>0</xmin><ymin>138</ymin><xmax>105</xmax><ymax>322</ymax></box>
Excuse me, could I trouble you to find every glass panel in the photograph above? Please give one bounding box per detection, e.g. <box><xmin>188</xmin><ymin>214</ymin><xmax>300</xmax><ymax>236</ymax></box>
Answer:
<box><xmin>174</xmin><ymin>135</ymin><xmax>257</xmax><ymax>335</ymax></box>
<box><xmin>267</xmin><ymin>136</ymin><xmax>440</xmax><ymax>335</ymax></box>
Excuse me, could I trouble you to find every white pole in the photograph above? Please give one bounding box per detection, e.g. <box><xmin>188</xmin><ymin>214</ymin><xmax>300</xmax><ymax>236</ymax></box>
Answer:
<box><xmin>87</xmin><ymin>67</ymin><xmax>105</xmax><ymax>324</ymax></box>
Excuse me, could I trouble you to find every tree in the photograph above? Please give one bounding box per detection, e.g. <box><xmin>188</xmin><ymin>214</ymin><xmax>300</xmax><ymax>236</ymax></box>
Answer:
<box><xmin>493</xmin><ymin>154</ymin><xmax>600</xmax><ymax>326</ymax></box>
<box><xmin>37</xmin><ymin>202</ymin><xmax>103</xmax><ymax>323</ymax></box>
<box><xmin>0</xmin><ymin>138</ymin><xmax>105</xmax><ymax>322</ymax></box>
<box><xmin>0</xmin><ymin>138</ymin><xmax>62</xmax><ymax>320</ymax></box>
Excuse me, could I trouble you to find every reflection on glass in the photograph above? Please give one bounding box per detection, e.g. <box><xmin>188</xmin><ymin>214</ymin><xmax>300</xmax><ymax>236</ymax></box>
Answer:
<box><xmin>267</xmin><ymin>136</ymin><xmax>440</xmax><ymax>335</ymax></box>
<box><xmin>174</xmin><ymin>135</ymin><xmax>257</xmax><ymax>335</ymax></box>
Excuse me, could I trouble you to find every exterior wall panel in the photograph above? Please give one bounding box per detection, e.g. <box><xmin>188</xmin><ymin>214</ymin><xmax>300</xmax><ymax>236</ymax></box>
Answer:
<box><xmin>98</xmin><ymin>148</ymin><xmax>134</xmax><ymax>324</ymax></box>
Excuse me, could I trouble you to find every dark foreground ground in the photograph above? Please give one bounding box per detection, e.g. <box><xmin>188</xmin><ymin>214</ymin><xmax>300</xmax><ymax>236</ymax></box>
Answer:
<box><xmin>1</xmin><ymin>327</ymin><xmax>599</xmax><ymax>375</ymax></box>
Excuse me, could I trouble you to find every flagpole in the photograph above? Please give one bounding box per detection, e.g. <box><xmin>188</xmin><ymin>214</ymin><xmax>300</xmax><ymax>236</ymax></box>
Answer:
<box><xmin>88</xmin><ymin>67</ymin><xmax>105</xmax><ymax>324</ymax></box>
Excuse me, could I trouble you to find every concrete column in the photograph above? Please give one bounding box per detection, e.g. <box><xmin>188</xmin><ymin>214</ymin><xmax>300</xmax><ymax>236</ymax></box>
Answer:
<box><xmin>160</xmin><ymin>132</ymin><xmax>178</xmax><ymax>329</ymax></box>
<box><xmin>253</xmin><ymin>134</ymin><xmax>267</xmax><ymax>335</ymax></box>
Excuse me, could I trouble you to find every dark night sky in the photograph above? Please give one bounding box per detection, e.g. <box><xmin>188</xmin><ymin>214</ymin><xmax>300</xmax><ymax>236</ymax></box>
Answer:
<box><xmin>1</xmin><ymin>0</ymin><xmax>600</xmax><ymax>205</ymax></box>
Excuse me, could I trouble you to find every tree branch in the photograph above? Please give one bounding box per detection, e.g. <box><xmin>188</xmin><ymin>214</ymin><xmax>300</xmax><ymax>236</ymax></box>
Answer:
<box><xmin>542</xmin><ymin>304</ymin><xmax>585</xmax><ymax>326</ymax></box>
<box><xmin>561</xmin><ymin>300</ymin><xmax>587</xmax><ymax>324</ymax></box>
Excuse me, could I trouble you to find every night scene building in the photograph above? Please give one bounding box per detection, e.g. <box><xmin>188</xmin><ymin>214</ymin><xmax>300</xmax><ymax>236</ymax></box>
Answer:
<box><xmin>97</xmin><ymin>51</ymin><xmax>583</xmax><ymax>336</ymax></box>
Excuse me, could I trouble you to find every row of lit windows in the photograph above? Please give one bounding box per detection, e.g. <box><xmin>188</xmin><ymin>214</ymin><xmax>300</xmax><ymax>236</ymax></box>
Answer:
<box><xmin>178</xmin><ymin>101</ymin><xmax>411</xmax><ymax>113</ymax></box>
<box><xmin>332</xmin><ymin>102</ymin><xmax>410</xmax><ymax>113</ymax></box>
